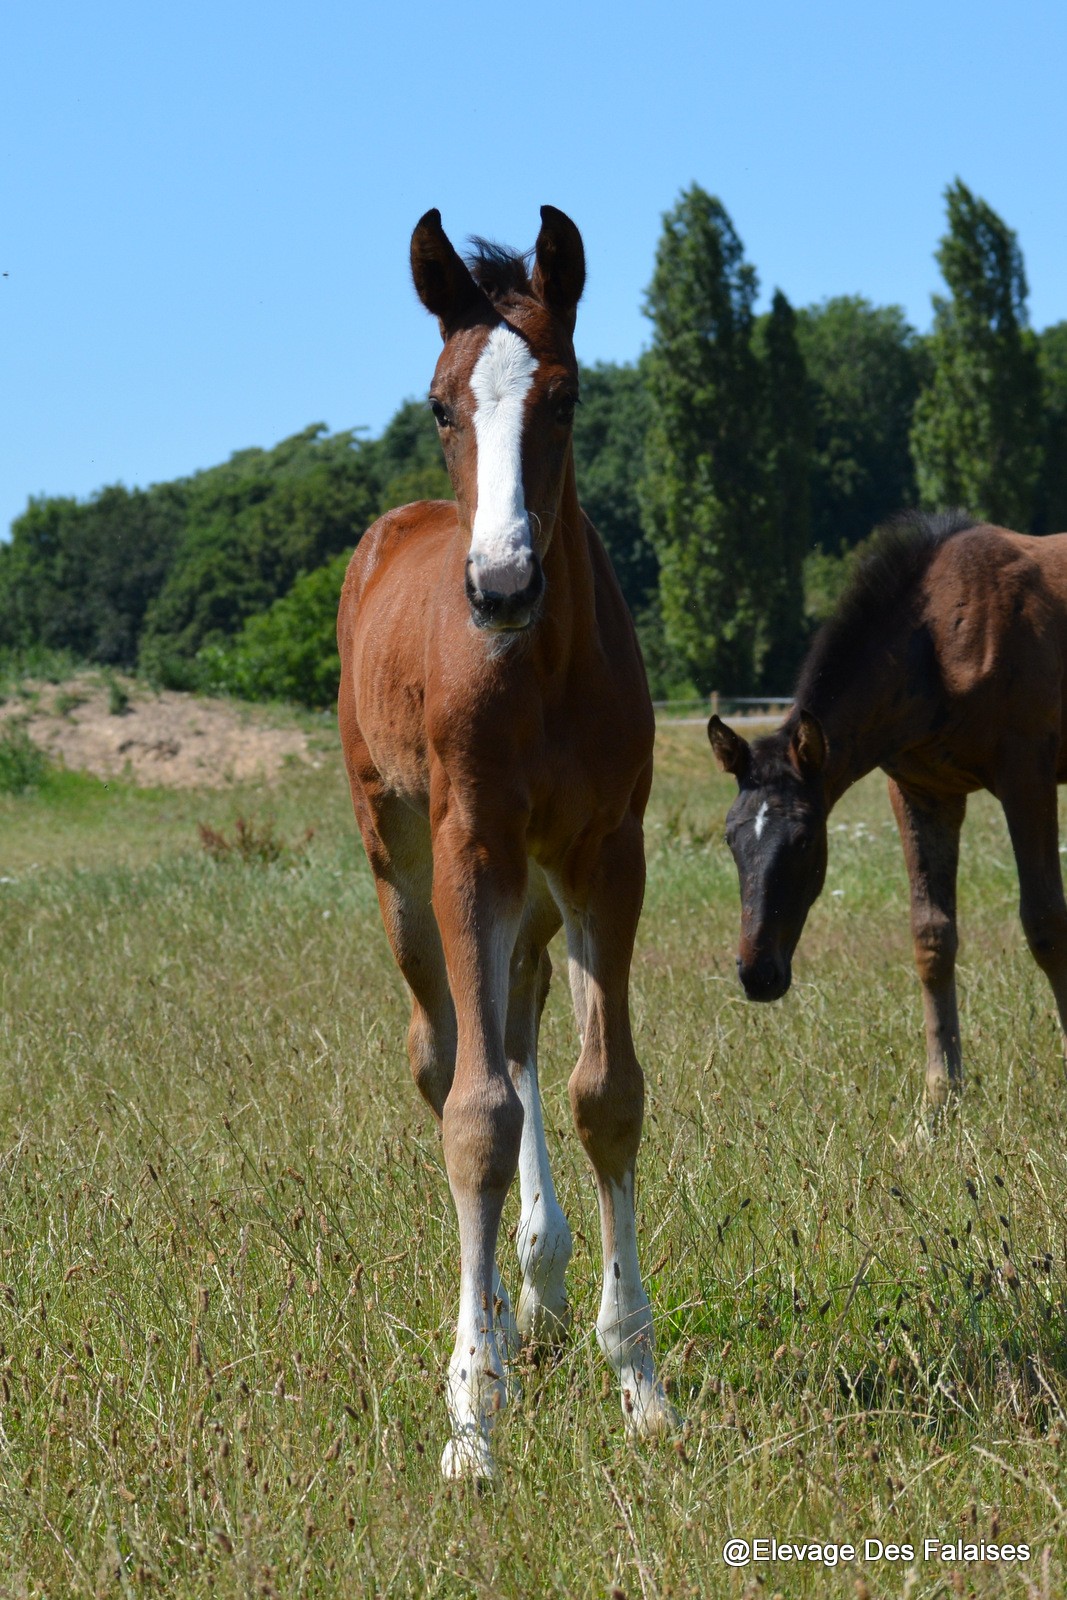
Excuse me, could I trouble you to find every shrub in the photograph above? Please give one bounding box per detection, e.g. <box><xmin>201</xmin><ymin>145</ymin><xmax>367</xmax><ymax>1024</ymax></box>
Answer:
<box><xmin>0</xmin><ymin>725</ymin><xmax>50</xmax><ymax>793</ymax></box>
<box><xmin>197</xmin><ymin>816</ymin><xmax>314</xmax><ymax>867</ymax></box>
<box><xmin>101</xmin><ymin>669</ymin><xmax>131</xmax><ymax>716</ymax></box>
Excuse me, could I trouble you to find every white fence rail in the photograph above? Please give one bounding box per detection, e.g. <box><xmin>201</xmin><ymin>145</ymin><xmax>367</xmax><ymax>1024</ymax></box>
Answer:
<box><xmin>653</xmin><ymin>694</ymin><xmax>794</xmax><ymax>720</ymax></box>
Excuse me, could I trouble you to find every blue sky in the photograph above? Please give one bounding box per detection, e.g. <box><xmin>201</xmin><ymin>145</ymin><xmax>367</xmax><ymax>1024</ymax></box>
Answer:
<box><xmin>3</xmin><ymin>0</ymin><xmax>1066</xmax><ymax>539</ymax></box>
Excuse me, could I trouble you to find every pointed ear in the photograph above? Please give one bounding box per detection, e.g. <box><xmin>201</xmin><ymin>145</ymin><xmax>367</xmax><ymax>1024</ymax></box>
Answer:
<box><xmin>707</xmin><ymin>715</ymin><xmax>751</xmax><ymax>780</ymax></box>
<box><xmin>790</xmin><ymin>711</ymin><xmax>827</xmax><ymax>778</ymax></box>
<box><xmin>410</xmin><ymin>208</ymin><xmax>484</xmax><ymax>336</ymax></box>
<box><xmin>531</xmin><ymin>205</ymin><xmax>585</xmax><ymax>331</ymax></box>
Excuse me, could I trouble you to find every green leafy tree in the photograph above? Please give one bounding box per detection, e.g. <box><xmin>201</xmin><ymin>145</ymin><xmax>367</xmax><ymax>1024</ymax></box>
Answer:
<box><xmin>755</xmin><ymin>290</ymin><xmax>812</xmax><ymax>688</ymax></box>
<box><xmin>198</xmin><ymin>548</ymin><xmax>352</xmax><ymax>707</ymax></box>
<box><xmin>572</xmin><ymin>361</ymin><xmax>656</xmax><ymax>614</ymax></box>
<box><xmin>795</xmin><ymin>297</ymin><xmax>926</xmax><ymax>551</ymax></box>
<box><xmin>640</xmin><ymin>184</ymin><xmax>768</xmax><ymax>692</ymax></box>
<box><xmin>911</xmin><ymin>180</ymin><xmax>1042</xmax><ymax>527</ymax></box>
<box><xmin>0</xmin><ymin>484</ymin><xmax>185</xmax><ymax>666</ymax></box>
<box><xmin>1035</xmin><ymin>322</ymin><xmax>1067</xmax><ymax>534</ymax></box>
<box><xmin>138</xmin><ymin>425</ymin><xmax>381</xmax><ymax>684</ymax></box>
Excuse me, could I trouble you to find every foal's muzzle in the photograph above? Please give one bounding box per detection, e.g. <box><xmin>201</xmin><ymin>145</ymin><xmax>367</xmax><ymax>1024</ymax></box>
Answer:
<box><xmin>737</xmin><ymin>952</ymin><xmax>792</xmax><ymax>1003</ymax></box>
<box><xmin>465</xmin><ymin>555</ymin><xmax>545</xmax><ymax>631</ymax></box>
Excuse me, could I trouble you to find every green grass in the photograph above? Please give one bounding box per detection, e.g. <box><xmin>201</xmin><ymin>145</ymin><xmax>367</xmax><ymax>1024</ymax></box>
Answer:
<box><xmin>1</xmin><ymin>722</ymin><xmax>1066</xmax><ymax>1596</ymax></box>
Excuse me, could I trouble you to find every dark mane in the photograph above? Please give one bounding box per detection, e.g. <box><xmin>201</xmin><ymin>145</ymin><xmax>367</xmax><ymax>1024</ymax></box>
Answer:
<box><xmin>465</xmin><ymin>236</ymin><xmax>534</xmax><ymax>302</ymax></box>
<box><xmin>795</xmin><ymin>509</ymin><xmax>979</xmax><ymax>710</ymax></box>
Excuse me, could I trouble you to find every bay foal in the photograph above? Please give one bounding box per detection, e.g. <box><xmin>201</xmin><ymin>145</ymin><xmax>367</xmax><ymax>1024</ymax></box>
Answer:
<box><xmin>710</xmin><ymin>513</ymin><xmax>1067</xmax><ymax>1122</ymax></box>
<box><xmin>337</xmin><ymin>207</ymin><xmax>674</xmax><ymax>1477</ymax></box>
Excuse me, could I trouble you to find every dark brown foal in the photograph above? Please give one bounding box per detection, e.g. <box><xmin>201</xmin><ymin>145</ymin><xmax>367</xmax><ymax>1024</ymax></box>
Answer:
<box><xmin>710</xmin><ymin>512</ymin><xmax>1067</xmax><ymax>1122</ymax></box>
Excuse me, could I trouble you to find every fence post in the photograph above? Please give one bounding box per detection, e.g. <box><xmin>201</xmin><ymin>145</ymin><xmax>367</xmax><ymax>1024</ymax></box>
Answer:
<box><xmin>710</xmin><ymin>690</ymin><xmax>720</xmax><ymax>718</ymax></box>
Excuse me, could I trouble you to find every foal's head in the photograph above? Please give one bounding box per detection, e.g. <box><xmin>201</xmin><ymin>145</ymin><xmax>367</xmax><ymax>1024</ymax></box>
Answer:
<box><xmin>708</xmin><ymin>712</ymin><xmax>830</xmax><ymax>1002</ymax></box>
<box><xmin>410</xmin><ymin>206</ymin><xmax>585</xmax><ymax>632</ymax></box>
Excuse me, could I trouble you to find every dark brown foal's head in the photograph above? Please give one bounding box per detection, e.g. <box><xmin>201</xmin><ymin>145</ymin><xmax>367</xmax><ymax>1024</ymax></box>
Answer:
<box><xmin>410</xmin><ymin>206</ymin><xmax>585</xmax><ymax>631</ymax></box>
<box><xmin>708</xmin><ymin>712</ymin><xmax>830</xmax><ymax>1001</ymax></box>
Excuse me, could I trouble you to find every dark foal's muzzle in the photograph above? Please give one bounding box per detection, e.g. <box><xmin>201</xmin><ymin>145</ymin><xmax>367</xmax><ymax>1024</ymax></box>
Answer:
<box><xmin>737</xmin><ymin>951</ymin><xmax>792</xmax><ymax>1002</ymax></box>
<box><xmin>465</xmin><ymin>554</ymin><xmax>545</xmax><ymax>631</ymax></box>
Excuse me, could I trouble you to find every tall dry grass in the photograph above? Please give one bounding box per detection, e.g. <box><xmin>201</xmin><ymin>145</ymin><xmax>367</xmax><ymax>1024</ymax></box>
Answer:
<box><xmin>0</xmin><ymin>721</ymin><xmax>1065</xmax><ymax>1596</ymax></box>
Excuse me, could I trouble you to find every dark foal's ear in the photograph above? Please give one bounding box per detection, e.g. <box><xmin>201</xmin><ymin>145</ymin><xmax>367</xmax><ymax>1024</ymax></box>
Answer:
<box><xmin>410</xmin><ymin>208</ymin><xmax>485</xmax><ymax>337</ymax></box>
<box><xmin>531</xmin><ymin>205</ymin><xmax>586</xmax><ymax>331</ymax></box>
<box><xmin>790</xmin><ymin>710</ymin><xmax>827</xmax><ymax>778</ymax></box>
<box><xmin>707</xmin><ymin>715</ymin><xmax>751</xmax><ymax>780</ymax></box>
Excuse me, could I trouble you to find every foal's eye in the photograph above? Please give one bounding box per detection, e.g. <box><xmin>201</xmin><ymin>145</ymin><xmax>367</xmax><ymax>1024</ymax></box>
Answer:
<box><xmin>429</xmin><ymin>398</ymin><xmax>452</xmax><ymax>428</ymax></box>
<box><xmin>555</xmin><ymin>392</ymin><xmax>578</xmax><ymax>425</ymax></box>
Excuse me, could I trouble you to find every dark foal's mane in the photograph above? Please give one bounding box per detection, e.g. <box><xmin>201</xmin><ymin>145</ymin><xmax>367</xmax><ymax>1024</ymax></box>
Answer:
<box><xmin>794</xmin><ymin>509</ymin><xmax>979</xmax><ymax>711</ymax></box>
<box><xmin>465</xmin><ymin>238</ymin><xmax>534</xmax><ymax>304</ymax></box>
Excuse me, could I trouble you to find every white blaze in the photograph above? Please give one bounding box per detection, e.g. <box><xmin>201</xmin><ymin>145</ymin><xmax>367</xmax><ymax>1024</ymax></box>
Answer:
<box><xmin>468</xmin><ymin>325</ymin><xmax>538</xmax><ymax>596</ymax></box>
<box><xmin>754</xmin><ymin>801</ymin><xmax>769</xmax><ymax>841</ymax></box>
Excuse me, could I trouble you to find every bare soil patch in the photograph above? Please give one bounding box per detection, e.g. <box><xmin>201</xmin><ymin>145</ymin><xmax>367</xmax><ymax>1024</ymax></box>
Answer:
<box><xmin>0</xmin><ymin>673</ymin><xmax>318</xmax><ymax>789</ymax></box>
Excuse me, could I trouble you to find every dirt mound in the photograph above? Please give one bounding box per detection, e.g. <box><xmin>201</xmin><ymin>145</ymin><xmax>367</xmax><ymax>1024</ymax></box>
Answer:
<box><xmin>0</xmin><ymin>674</ymin><xmax>319</xmax><ymax>789</ymax></box>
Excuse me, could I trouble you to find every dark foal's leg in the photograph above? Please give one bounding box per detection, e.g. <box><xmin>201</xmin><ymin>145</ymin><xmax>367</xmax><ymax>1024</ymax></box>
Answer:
<box><xmin>430</xmin><ymin>806</ymin><xmax>527</xmax><ymax>1480</ymax></box>
<box><xmin>505</xmin><ymin>872</ymin><xmax>572</xmax><ymax>1347</ymax></box>
<box><xmin>888</xmin><ymin>779</ymin><xmax>966</xmax><ymax>1120</ymax></box>
<box><xmin>996</xmin><ymin>757</ymin><xmax>1067</xmax><ymax>1047</ymax></box>
<box><xmin>554</xmin><ymin>812</ymin><xmax>677</xmax><ymax>1438</ymax></box>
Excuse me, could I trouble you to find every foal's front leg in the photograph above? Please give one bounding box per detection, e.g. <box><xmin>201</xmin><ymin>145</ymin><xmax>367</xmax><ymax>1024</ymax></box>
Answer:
<box><xmin>432</xmin><ymin>809</ymin><xmax>526</xmax><ymax>1480</ymax></box>
<box><xmin>557</xmin><ymin>814</ymin><xmax>678</xmax><ymax>1439</ymax></box>
<box><xmin>997</xmin><ymin>757</ymin><xmax>1067</xmax><ymax>1047</ymax></box>
<box><xmin>888</xmin><ymin>780</ymin><xmax>966</xmax><ymax>1121</ymax></box>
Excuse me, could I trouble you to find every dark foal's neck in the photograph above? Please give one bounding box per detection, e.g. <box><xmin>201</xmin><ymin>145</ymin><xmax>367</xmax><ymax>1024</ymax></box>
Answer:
<box><xmin>796</xmin><ymin>617</ymin><xmax>939</xmax><ymax>810</ymax></box>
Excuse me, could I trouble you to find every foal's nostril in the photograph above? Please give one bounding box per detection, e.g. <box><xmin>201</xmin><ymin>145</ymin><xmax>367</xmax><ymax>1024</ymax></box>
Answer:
<box><xmin>466</xmin><ymin>554</ymin><xmax>544</xmax><ymax>630</ymax></box>
<box><xmin>738</xmin><ymin>955</ymin><xmax>791</xmax><ymax>1003</ymax></box>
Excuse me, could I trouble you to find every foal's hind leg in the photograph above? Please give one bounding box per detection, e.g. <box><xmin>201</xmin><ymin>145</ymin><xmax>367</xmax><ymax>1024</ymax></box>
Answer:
<box><xmin>996</xmin><ymin>758</ymin><xmax>1067</xmax><ymax>1047</ymax></box>
<box><xmin>888</xmin><ymin>780</ymin><xmax>966</xmax><ymax>1120</ymax></box>
<box><xmin>555</xmin><ymin>813</ymin><xmax>677</xmax><ymax>1440</ymax></box>
<box><xmin>505</xmin><ymin>873</ymin><xmax>572</xmax><ymax>1347</ymax></box>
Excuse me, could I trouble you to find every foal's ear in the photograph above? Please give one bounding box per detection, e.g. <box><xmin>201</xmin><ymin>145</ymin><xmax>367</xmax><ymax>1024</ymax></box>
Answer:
<box><xmin>790</xmin><ymin>711</ymin><xmax>827</xmax><ymax>778</ymax></box>
<box><xmin>410</xmin><ymin>208</ymin><xmax>484</xmax><ymax>337</ymax></box>
<box><xmin>532</xmin><ymin>205</ymin><xmax>586</xmax><ymax>331</ymax></box>
<box><xmin>707</xmin><ymin>716</ymin><xmax>751</xmax><ymax>780</ymax></box>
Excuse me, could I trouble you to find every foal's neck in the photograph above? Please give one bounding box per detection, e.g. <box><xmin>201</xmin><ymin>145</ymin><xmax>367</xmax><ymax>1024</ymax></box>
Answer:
<box><xmin>803</xmin><ymin>643</ymin><xmax>934</xmax><ymax>810</ymax></box>
<box><xmin>537</xmin><ymin>448</ymin><xmax>598</xmax><ymax>644</ymax></box>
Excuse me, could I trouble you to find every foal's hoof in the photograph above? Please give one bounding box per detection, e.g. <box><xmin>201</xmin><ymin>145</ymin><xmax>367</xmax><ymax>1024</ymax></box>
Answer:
<box><xmin>516</xmin><ymin>1296</ymin><xmax>572</xmax><ymax>1360</ymax></box>
<box><xmin>914</xmin><ymin>1097</ymin><xmax>961</xmax><ymax>1147</ymax></box>
<box><xmin>624</xmin><ymin>1384</ymin><xmax>683</xmax><ymax>1441</ymax></box>
<box><xmin>440</xmin><ymin>1431</ymin><xmax>495</xmax><ymax>1483</ymax></box>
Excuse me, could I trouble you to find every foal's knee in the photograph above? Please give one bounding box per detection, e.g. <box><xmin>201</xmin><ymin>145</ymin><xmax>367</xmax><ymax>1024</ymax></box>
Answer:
<box><xmin>407</xmin><ymin>1007</ymin><xmax>455</xmax><ymax>1118</ymax></box>
<box><xmin>1020</xmin><ymin>903</ymin><xmax>1067</xmax><ymax>973</ymax></box>
<box><xmin>442</xmin><ymin>1075</ymin><xmax>524</xmax><ymax>1197</ymax></box>
<box><xmin>912</xmin><ymin>911</ymin><xmax>958</xmax><ymax>986</ymax></box>
<box><xmin>568</xmin><ymin>1046</ymin><xmax>644</xmax><ymax>1180</ymax></box>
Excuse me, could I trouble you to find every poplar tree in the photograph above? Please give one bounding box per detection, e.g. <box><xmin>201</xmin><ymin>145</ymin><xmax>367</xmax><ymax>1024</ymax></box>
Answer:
<box><xmin>756</xmin><ymin>289</ymin><xmax>811</xmax><ymax>689</ymax></box>
<box><xmin>640</xmin><ymin>184</ymin><xmax>767</xmax><ymax>692</ymax></box>
<box><xmin>1035</xmin><ymin>322</ymin><xmax>1067</xmax><ymax>535</ymax></box>
<box><xmin>796</xmin><ymin>296</ymin><xmax>925</xmax><ymax>550</ymax></box>
<box><xmin>911</xmin><ymin>181</ymin><xmax>1042</xmax><ymax>527</ymax></box>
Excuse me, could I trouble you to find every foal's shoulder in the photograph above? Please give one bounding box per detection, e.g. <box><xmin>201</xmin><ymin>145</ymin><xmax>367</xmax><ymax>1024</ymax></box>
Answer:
<box><xmin>343</xmin><ymin>500</ymin><xmax>457</xmax><ymax>594</ymax></box>
<box><xmin>924</xmin><ymin>524</ymin><xmax>1067</xmax><ymax>657</ymax></box>
<box><xmin>928</xmin><ymin>523</ymin><xmax>1044</xmax><ymax>591</ymax></box>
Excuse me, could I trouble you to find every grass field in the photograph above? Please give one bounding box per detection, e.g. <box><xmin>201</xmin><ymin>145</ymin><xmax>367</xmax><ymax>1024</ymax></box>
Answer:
<box><xmin>2</xmin><ymin>711</ymin><xmax>1066</xmax><ymax>1598</ymax></box>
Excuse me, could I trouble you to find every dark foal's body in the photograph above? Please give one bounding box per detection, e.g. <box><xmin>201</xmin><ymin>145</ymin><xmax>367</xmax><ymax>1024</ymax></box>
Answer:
<box><xmin>710</xmin><ymin>513</ymin><xmax>1067</xmax><ymax>1116</ymax></box>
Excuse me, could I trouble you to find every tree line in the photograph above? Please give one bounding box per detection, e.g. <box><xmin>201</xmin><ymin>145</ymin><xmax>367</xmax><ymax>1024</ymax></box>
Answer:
<box><xmin>2</xmin><ymin>178</ymin><xmax>1065</xmax><ymax>703</ymax></box>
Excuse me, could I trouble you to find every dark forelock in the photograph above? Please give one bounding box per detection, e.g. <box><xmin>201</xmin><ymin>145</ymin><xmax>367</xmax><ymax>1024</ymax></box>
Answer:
<box><xmin>464</xmin><ymin>237</ymin><xmax>534</xmax><ymax>303</ymax></box>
